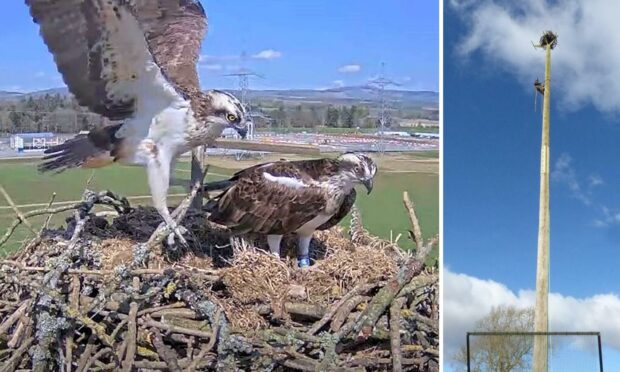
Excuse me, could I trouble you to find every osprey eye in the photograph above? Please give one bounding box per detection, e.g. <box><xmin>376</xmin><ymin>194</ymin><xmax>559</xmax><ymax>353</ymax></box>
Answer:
<box><xmin>226</xmin><ymin>114</ymin><xmax>237</xmax><ymax>122</ymax></box>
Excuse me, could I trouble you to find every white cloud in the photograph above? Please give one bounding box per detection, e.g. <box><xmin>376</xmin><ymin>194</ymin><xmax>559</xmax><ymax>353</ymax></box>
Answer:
<box><xmin>34</xmin><ymin>71</ymin><xmax>46</xmax><ymax>78</ymax></box>
<box><xmin>444</xmin><ymin>268</ymin><xmax>620</xmax><ymax>361</ymax></box>
<box><xmin>593</xmin><ymin>206</ymin><xmax>620</xmax><ymax>228</ymax></box>
<box><xmin>199</xmin><ymin>54</ymin><xmax>239</xmax><ymax>63</ymax></box>
<box><xmin>552</xmin><ymin>153</ymin><xmax>591</xmax><ymax>206</ymax></box>
<box><xmin>251</xmin><ymin>49</ymin><xmax>282</xmax><ymax>60</ymax></box>
<box><xmin>338</xmin><ymin>64</ymin><xmax>362</xmax><ymax>73</ymax></box>
<box><xmin>332</xmin><ymin>80</ymin><xmax>345</xmax><ymax>88</ymax></box>
<box><xmin>453</xmin><ymin>0</ymin><xmax>620</xmax><ymax>113</ymax></box>
<box><xmin>589</xmin><ymin>174</ymin><xmax>604</xmax><ymax>188</ymax></box>
<box><xmin>550</xmin><ymin>153</ymin><xmax>620</xmax><ymax>226</ymax></box>
<box><xmin>201</xmin><ymin>64</ymin><xmax>222</xmax><ymax>71</ymax></box>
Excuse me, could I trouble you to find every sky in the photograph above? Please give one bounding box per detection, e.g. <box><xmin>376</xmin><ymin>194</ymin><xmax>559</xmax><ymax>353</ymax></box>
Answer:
<box><xmin>445</xmin><ymin>0</ymin><xmax>620</xmax><ymax>370</ymax></box>
<box><xmin>0</xmin><ymin>0</ymin><xmax>438</xmax><ymax>93</ymax></box>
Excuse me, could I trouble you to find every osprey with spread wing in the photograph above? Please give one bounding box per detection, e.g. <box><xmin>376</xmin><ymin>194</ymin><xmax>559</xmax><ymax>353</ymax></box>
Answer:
<box><xmin>26</xmin><ymin>0</ymin><xmax>248</xmax><ymax>244</ymax></box>
<box><xmin>204</xmin><ymin>153</ymin><xmax>377</xmax><ymax>267</ymax></box>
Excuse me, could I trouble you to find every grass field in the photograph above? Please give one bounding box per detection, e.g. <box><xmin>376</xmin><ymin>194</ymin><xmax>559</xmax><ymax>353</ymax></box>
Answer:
<box><xmin>0</xmin><ymin>153</ymin><xmax>438</xmax><ymax>261</ymax></box>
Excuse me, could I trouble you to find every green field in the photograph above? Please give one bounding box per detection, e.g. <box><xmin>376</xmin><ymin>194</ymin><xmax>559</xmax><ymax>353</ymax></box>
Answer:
<box><xmin>0</xmin><ymin>157</ymin><xmax>438</xmax><ymax>260</ymax></box>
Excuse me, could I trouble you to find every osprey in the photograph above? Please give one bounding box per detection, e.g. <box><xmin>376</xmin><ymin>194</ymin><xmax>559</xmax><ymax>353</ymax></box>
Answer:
<box><xmin>203</xmin><ymin>153</ymin><xmax>377</xmax><ymax>267</ymax></box>
<box><xmin>27</xmin><ymin>0</ymin><xmax>248</xmax><ymax>244</ymax></box>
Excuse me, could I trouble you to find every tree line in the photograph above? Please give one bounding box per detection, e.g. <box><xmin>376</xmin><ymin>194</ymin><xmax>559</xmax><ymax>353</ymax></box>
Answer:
<box><xmin>262</xmin><ymin>103</ymin><xmax>389</xmax><ymax>130</ymax></box>
<box><xmin>0</xmin><ymin>94</ymin><xmax>107</xmax><ymax>134</ymax></box>
<box><xmin>0</xmin><ymin>93</ymin><xmax>398</xmax><ymax>134</ymax></box>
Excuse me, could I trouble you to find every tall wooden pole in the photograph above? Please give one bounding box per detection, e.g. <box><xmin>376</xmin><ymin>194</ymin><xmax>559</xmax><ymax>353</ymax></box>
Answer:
<box><xmin>533</xmin><ymin>31</ymin><xmax>556</xmax><ymax>372</ymax></box>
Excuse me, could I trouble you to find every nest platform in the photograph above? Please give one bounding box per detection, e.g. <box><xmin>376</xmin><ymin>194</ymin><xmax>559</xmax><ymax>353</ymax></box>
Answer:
<box><xmin>0</xmin><ymin>188</ymin><xmax>438</xmax><ymax>371</ymax></box>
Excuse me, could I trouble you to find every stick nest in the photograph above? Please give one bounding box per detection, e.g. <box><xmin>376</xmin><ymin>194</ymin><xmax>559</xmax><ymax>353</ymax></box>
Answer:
<box><xmin>0</xmin><ymin>189</ymin><xmax>438</xmax><ymax>371</ymax></box>
<box><xmin>539</xmin><ymin>30</ymin><xmax>558</xmax><ymax>49</ymax></box>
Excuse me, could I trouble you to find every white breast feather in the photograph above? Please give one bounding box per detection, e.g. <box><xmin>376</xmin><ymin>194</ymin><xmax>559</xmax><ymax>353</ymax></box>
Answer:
<box><xmin>263</xmin><ymin>172</ymin><xmax>308</xmax><ymax>189</ymax></box>
<box><xmin>99</xmin><ymin>5</ymin><xmax>190</xmax><ymax>161</ymax></box>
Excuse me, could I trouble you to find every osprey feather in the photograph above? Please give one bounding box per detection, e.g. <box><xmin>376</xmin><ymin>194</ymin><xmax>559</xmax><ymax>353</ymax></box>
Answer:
<box><xmin>204</xmin><ymin>153</ymin><xmax>377</xmax><ymax>267</ymax></box>
<box><xmin>27</xmin><ymin>0</ymin><xmax>248</xmax><ymax>244</ymax></box>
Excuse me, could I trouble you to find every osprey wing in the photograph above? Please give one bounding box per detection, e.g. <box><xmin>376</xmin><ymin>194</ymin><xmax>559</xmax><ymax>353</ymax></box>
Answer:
<box><xmin>128</xmin><ymin>0</ymin><xmax>207</xmax><ymax>97</ymax></box>
<box><xmin>25</xmin><ymin>0</ymin><xmax>184</xmax><ymax>122</ymax></box>
<box><xmin>207</xmin><ymin>163</ymin><xmax>329</xmax><ymax>235</ymax></box>
<box><xmin>317</xmin><ymin>188</ymin><xmax>357</xmax><ymax>230</ymax></box>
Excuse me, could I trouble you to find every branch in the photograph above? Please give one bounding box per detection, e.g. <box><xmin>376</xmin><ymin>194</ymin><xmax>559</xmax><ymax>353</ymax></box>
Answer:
<box><xmin>350</xmin><ymin>257</ymin><xmax>426</xmax><ymax>341</ymax></box>
<box><xmin>390</xmin><ymin>297</ymin><xmax>407</xmax><ymax>372</ymax></box>
<box><xmin>0</xmin><ymin>184</ymin><xmax>37</xmax><ymax>235</ymax></box>
<box><xmin>402</xmin><ymin>191</ymin><xmax>423</xmax><ymax>248</ymax></box>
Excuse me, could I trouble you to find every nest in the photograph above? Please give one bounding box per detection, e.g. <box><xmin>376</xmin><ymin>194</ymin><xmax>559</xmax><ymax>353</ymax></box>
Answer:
<box><xmin>0</xmin><ymin>187</ymin><xmax>438</xmax><ymax>371</ymax></box>
<box><xmin>539</xmin><ymin>30</ymin><xmax>558</xmax><ymax>49</ymax></box>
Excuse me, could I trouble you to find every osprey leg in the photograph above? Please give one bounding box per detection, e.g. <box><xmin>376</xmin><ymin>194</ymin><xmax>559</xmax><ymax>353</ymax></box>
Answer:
<box><xmin>145</xmin><ymin>143</ymin><xmax>187</xmax><ymax>246</ymax></box>
<box><xmin>297</xmin><ymin>235</ymin><xmax>312</xmax><ymax>268</ymax></box>
<box><xmin>267</xmin><ymin>235</ymin><xmax>283</xmax><ymax>258</ymax></box>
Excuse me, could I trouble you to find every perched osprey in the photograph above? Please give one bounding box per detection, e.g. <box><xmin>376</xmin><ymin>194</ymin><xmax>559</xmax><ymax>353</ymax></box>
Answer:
<box><xmin>27</xmin><ymin>0</ymin><xmax>248</xmax><ymax>243</ymax></box>
<box><xmin>203</xmin><ymin>153</ymin><xmax>378</xmax><ymax>267</ymax></box>
<box><xmin>534</xmin><ymin>78</ymin><xmax>545</xmax><ymax>95</ymax></box>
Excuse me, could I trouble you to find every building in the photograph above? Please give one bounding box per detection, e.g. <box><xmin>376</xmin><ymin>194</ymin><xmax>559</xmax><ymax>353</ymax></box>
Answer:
<box><xmin>9</xmin><ymin>132</ymin><xmax>62</xmax><ymax>152</ymax></box>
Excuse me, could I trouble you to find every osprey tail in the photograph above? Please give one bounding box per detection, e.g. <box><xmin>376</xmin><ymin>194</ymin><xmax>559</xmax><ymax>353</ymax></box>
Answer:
<box><xmin>39</xmin><ymin>124</ymin><xmax>124</xmax><ymax>173</ymax></box>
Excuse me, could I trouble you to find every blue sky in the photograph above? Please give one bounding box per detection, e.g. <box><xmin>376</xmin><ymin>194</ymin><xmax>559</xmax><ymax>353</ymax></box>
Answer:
<box><xmin>0</xmin><ymin>0</ymin><xmax>438</xmax><ymax>92</ymax></box>
<box><xmin>444</xmin><ymin>0</ymin><xmax>620</xmax><ymax>369</ymax></box>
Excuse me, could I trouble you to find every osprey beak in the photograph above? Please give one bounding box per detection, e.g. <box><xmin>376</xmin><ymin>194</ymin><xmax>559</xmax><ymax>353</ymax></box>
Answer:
<box><xmin>230</xmin><ymin>124</ymin><xmax>248</xmax><ymax>139</ymax></box>
<box><xmin>236</xmin><ymin>127</ymin><xmax>248</xmax><ymax>139</ymax></box>
<box><xmin>362</xmin><ymin>179</ymin><xmax>374</xmax><ymax>194</ymax></box>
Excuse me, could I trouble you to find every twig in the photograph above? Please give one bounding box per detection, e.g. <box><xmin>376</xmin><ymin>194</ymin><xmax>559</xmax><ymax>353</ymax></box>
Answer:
<box><xmin>186</xmin><ymin>309</ymin><xmax>220</xmax><ymax>372</ymax></box>
<box><xmin>0</xmin><ymin>261</ymin><xmax>219</xmax><ymax>280</ymax></box>
<box><xmin>82</xmin><ymin>347</ymin><xmax>114</xmax><ymax>372</ymax></box>
<box><xmin>76</xmin><ymin>336</ymin><xmax>97</xmax><ymax>372</ymax></box>
<box><xmin>351</xmin><ymin>258</ymin><xmax>426</xmax><ymax>341</ymax></box>
<box><xmin>330</xmin><ymin>295</ymin><xmax>370</xmax><ymax>332</ymax></box>
<box><xmin>0</xmin><ymin>190</ymin><xmax>130</xmax><ymax>247</ymax></box>
<box><xmin>403</xmin><ymin>191</ymin><xmax>423</xmax><ymax>248</ymax></box>
<box><xmin>122</xmin><ymin>302</ymin><xmax>138</xmax><ymax>371</ymax></box>
<box><xmin>0</xmin><ymin>299</ymin><xmax>30</xmax><ymax>336</ymax></box>
<box><xmin>390</xmin><ymin>297</ymin><xmax>407</xmax><ymax>372</ymax></box>
<box><xmin>0</xmin><ymin>337</ymin><xmax>33</xmax><ymax>372</ymax></box>
<box><xmin>66</xmin><ymin>275</ymin><xmax>80</xmax><ymax>372</ymax></box>
<box><xmin>141</xmin><ymin>319</ymin><xmax>212</xmax><ymax>339</ymax></box>
<box><xmin>0</xmin><ymin>185</ymin><xmax>37</xmax><ymax>235</ymax></box>
<box><xmin>150</xmin><ymin>328</ymin><xmax>182</xmax><ymax>372</ymax></box>
<box><xmin>308</xmin><ymin>282</ymin><xmax>382</xmax><ymax>335</ymax></box>
<box><xmin>41</xmin><ymin>192</ymin><xmax>57</xmax><ymax>231</ymax></box>
<box><xmin>7</xmin><ymin>315</ymin><xmax>28</xmax><ymax>348</ymax></box>
<box><xmin>137</xmin><ymin>302</ymin><xmax>186</xmax><ymax>316</ymax></box>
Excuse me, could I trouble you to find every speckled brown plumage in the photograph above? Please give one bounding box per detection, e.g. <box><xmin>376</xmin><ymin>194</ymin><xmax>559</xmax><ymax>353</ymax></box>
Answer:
<box><xmin>25</xmin><ymin>0</ymin><xmax>210</xmax><ymax>120</ymax></box>
<box><xmin>206</xmin><ymin>159</ymin><xmax>357</xmax><ymax>235</ymax></box>
<box><xmin>317</xmin><ymin>188</ymin><xmax>356</xmax><ymax>230</ymax></box>
<box><xmin>127</xmin><ymin>0</ymin><xmax>209</xmax><ymax>117</ymax></box>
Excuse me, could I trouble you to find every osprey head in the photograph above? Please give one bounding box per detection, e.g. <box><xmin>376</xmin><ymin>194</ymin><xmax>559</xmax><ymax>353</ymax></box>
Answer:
<box><xmin>337</xmin><ymin>152</ymin><xmax>378</xmax><ymax>194</ymax></box>
<box><xmin>205</xmin><ymin>90</ymin><xmax>249</xmax><ymax>138</ymax></box>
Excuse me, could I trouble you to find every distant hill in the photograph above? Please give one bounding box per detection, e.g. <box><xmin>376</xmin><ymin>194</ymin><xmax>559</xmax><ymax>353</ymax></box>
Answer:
<box><xmin>0</xmin><ymin>86</ymin><xmax>438</xmax><ymax>108</ymax></box>
<box><xmin>0</xmin><ymin>91</ymin><xmax>25</xmax><ymax>100</ymax></box>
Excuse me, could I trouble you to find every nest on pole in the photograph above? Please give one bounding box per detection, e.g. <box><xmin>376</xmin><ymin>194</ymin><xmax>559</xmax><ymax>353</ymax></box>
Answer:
<box><xmin>539</xmin><ymin>31</ymin><xmax>558</xmax><ymax>49</ymax></box>
<box><xmin>0</xmin><ymin>182</ymin><xmax>439</xmax><ymax>371</ymax></box>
